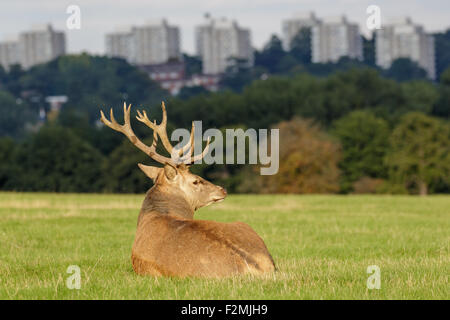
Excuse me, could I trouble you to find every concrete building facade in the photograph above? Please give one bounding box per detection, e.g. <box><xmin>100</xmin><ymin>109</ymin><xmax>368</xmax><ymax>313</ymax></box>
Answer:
<box><xmin>282</xmin><ymin>12</ymin><xmax>320</xmax><ymax>51</ymax></box>
<box><xmin>195</xmin><ymin>17</ymin><xmax>253</xmax><ymax>75</ymax></box>
<box><xmin>375</xmin><ymin>17</ymin><xmax>435</xmax><ymax>79</ymax></box>
<box><xmin>0</xmin><ymin>24</ymin><xmax>65</xmax><ymax>70</ymax></box>
<box><xmin>0</xmin><ymin>40</ymin><xmax>20</xmax><ymax>70</ymax></box>
<box><xmin>312</xmin><ymin>16</ymin><xmax>363</xmax><ymax>63</ymax></box>
<box><xmin>19</xmin><ymin>24</ymin><xmax>65</xmax><ymax>69</ymax></box>
<box><xmin>105</xmin><ymin>27</ymin><xmax>134</xmax><ymax>62</ymax></box>
<box><xmin>105</xmin><ymin>19</ymin><xmax>181</xmax><ymax>65</ymax></box>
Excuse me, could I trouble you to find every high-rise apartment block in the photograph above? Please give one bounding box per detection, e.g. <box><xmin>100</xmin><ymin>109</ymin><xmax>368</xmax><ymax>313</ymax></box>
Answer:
<box><xmin>195</xmin><ymin>17</ymin><xmax>253</xmax><ymax>75</ymax></box>
<box><xmin>0</xmin><ymin>24</ymin><xmax>65</xmax><ymax>70</ymax></box>
<box><xmin>0</xmin><ymin>39</ymin><xmax>19</xmax><ymax>69</ymax></box>
<box><xmin>105</xmin><ymin>19</ymin><xmax>181</xmax><ymax>65</ymax></box>
<box><xmin>312</xmin><ymin>16</ymin><xmax>363</xmax><ymax>63</ymax></box>
<box><xmin>105</xmin><ymin>27</ymin><xmax>134</xmax><ymax>62</ymax></box>
<box><xmin>282</xmin><ymin>12</ymin><xmax>319</xmax><ymax>51</ymax></box>
<box><xmin>375</xmin><ymin>17</ymin><xmax>435</xmax><ymax>79</ymax></box>
<box><xmin>19</xmin><ymin>24</ymin><xmax>66</xmax><ymax>69</ymax></box>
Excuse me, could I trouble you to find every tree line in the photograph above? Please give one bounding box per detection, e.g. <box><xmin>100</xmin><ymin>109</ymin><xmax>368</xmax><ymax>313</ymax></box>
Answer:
<box><xmin>0</xmin><ymin>52</ymin><xmax>449</xmax><ymax>194</ymax></box>
<box><xmin>214</xmin><ymin>29</ymin><xmax>450</xmax><ymax>93</ymax></box>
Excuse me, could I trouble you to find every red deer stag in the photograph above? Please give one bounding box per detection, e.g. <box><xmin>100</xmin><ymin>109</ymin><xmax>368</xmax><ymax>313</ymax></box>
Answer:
<box><xmin>100</xmin><ymin>102</ymin><xmax>275</xmax><ymax>277</ymax></box>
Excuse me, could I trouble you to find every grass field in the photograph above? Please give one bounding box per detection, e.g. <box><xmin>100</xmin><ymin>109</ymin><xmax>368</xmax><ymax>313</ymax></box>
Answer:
<box><xmin>0</xmin><ymin>192</ymin><xmax>448</xmax><ymax>300</ymax></box>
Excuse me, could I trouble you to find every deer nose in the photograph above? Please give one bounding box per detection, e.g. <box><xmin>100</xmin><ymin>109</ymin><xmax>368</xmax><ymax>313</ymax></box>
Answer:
<box><xmin>221</xmin><ymin>187</ymin><xmax>227</xmax><ymax>195</ymax></box>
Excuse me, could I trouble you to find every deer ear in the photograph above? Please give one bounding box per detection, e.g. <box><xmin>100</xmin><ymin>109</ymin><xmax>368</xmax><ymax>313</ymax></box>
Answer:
<box><xmin>138</xmin><ymin>163</ymin><xmax>161</xmax><ymax>182</ymax></box>
<box><xmin>164</xmin><ymin>164</ymin><xmax>178</xmax><ymax>180</ymax></box>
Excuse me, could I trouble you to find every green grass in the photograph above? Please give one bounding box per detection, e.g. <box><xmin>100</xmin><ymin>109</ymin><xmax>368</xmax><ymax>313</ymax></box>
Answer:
<box><xmin>0</xmin><ymin>192</ymin><xmax>448</xmax><ymax>299</ymax></box>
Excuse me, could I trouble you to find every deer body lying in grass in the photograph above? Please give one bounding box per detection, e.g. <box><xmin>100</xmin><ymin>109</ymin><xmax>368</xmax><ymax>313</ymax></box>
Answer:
<box><xmin>100</xmin><ymin>102</ymin><xmax>275</xmax><ymax>277</ymax></box>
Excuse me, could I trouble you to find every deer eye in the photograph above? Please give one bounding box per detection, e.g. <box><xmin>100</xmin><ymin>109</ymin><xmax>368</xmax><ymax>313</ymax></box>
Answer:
<box><xmin>193</xmin><ymin>180</ymin><xmax>199</xmax><ymax>185</ymax></box>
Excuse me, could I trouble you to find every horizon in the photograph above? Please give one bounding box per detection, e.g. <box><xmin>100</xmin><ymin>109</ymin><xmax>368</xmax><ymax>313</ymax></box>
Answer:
<box><xmin>0</xmin><ymin>0</ymin><xmax>449</xmax><ymax>55</ymax></box>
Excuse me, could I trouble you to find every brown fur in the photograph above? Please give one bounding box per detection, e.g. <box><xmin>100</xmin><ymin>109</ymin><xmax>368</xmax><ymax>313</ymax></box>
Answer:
<box><xmin>100</xmin><ymin>102</ymin><xmax>275</xmax><ymax>278</ymax></box>
<box><xmin>131</xmin><ymin>165</ymin><xmax>276</xmax><ymax>278</ymax></box>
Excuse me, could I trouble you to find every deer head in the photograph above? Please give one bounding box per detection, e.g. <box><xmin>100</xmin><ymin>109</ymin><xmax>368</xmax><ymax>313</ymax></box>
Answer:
<box><xmin>100</xmin><ymin>102</ymin><xmax>227</xmax><ymax>216</ymax></box>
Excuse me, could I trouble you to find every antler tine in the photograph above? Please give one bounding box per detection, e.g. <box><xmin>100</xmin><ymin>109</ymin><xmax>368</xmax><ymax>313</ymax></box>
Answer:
<box><xmin>136</xmin><ymin>110</ymin><xmax>156</xmax><ymax>130</ymax></box>
<box><xmin>161</xmin><ymin>101</ymin><xmax>167</xmax><ymax>126</ymax></box>
<box><xmin>151</xmin><ymin>131</ymin><xmax>158</xmax><ymax>148</ymax></box>
<box><xmin>178</xmin><ymin>121</ymin><xmax>195</xmax><ymax>158</ymax></box>
<box><xmin>100</xmin><ymin>102</ymin><xmax>175</xmax><ymax>166</ymax></box>
<box><xmin>123</xmin><ymin>102</ymin><xmax>131</xmax><ymax>124</ymax></box>
<box><xmin>100</xmin><ymin>109</ymin><xmax>121</xmax><ymax>133</ymax></box>
<box><xmin>109</xmin><ymin>108</ymin><xmax>116</xmax><ymax>126</ymax></box>
<box><xmin>136</xmin><ymin>102</ymin><xmax>174</xmax><ymax>154</ymax></box>
<box><xmin>188</xmin><ymin>137</ymin><xmax>211</xmax><ymax>164</ymax></box>
<box><xmin>100</xmin><ymin>110</ymin><xmax>110</xmax><ymax>126</ymax></box>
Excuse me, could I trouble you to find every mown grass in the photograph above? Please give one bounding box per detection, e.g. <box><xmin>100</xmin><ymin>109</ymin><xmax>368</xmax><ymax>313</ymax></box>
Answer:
<box><xmin>0</xmin><ymin>192</ymin><xmax>448</xmax><ymax>299</ymax></box>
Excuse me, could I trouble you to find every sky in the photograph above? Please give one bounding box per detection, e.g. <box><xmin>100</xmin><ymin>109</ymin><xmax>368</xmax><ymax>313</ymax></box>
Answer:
<box><xmin>0</xmin><ymin>0</ymin><xmax>449</xmax><ymax>55</ymax></box>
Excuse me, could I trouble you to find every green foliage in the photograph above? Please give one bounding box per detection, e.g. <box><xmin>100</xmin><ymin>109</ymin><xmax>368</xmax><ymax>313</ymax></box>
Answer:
<box><xmin>171</xmin><ymin>69</ymin><xmax>409</xmax><ymax>131</ymax></box>
<box><xmin>177</xmin><ymin>86</ymin><xmax>209</xmax><ymax>99</ymax></box>
<box><xmin>386</xmin><ymin>112</ymin><xmax>450</xmax><ymax>194</ymax></box>
<box><xmin>0</xmin><ymin>66</ymin><xmax>6</xmax><ymax>84</ymax></box>
<box><xmin>220</xmin><ymin>65</ymin><xmax>266</xmax><ymax>92</ymax></box>
<box><xmin>363</xmin><ymin>36</ymin><xmax>375</xmax><ymax>67</ymax></box>
<box><xmin>19</xmin><ymin>54</ymin><xmax>168</xmax><ymax>123</ymax></box>
<box><xmin>434</xmin><ymin>29</ymin><xmax>450</xmax><ymax>79</ymax></box>
<box><xmin>432</xmin><ymin>67</ymin><xmax>450</xmax><ymax>119</ymax></box>
<box><xmin>383</xmin><ymin>58</ymin><xmax>428</xmax><ymax>82</ymax></box>
<box><xmin>6</xmin><ymin>126</ymin><xmax>104</xmax><ymax>192</ymax></box>
<box><xmin>401</xmin><ymin>81</ymin><xmax>439</xmax><ymax>114</ymax></box>
<box><xmin>441</xmin><ymin>67</ymin><xmax>450</xmax><ymax>86</ymax></box>
<box><xmin>333</xmin><ymin>111</ymin><xmax>390</xmax><ymax>192</ymax></box>
<box><xmin>289</xmin><ymin>28</ymin><xmax>312</xmax><ymax>65</ymax></box>
<box><xmin>254</xmin><ymin>35</ymin><xmax>286</xmax><ymax>74</ymax></box>
<box><xmin>190</xmin><ymin>68</ymin><xmax>436</xmax><ymax>127</ymax></box>
<box><xmin>57</xmin><ymin>107</ymin><xmax>98</xmax><ymax>146</ymax></box>
<box><xmin>0</xmin><ymin>52</ymin><xmax>449</xmax><ymax>194</ymax></box>
<box><xmin>102</xmin><ymin>139</ymin><xmax>154</xmax><ymax>193</ymax></box>
<box><xmin>0</xmin><ymin>90</ymin><xmax>37</xmax><ymax>138</ymax></box>
<box><xmin>0</xmin><ymin>64</ymin><xmax>25</xmax><ymax>96</ymax></box>
<box><xmin>183</xmin><ymin>53</ymin><xmax>202</xmax><ymax>77</ymax></box>
<box><xmin>0</xmin><ymin>137</ymin><xmax>15</xmax><ymax>189</ymax></box>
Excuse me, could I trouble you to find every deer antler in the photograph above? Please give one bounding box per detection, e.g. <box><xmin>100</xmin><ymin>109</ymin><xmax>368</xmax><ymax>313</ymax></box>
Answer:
<box><xmin>100</xmin><ymin>102</ymin><xmax>175</xmax><ymax>166</ymax></box>
<box><xmin>136</xmin><ymin>102</ymin><xmax>174</xmax><ymax>155</ymax></box>
<box><xmin>136</xmin><ymin>102</ymin><xmax>211</xmax><ymax>165</ymax></box>
<box><xmin>181</xmin><ymin>133</ymin><xmax>211</xmax><ymax>164</ymax></box>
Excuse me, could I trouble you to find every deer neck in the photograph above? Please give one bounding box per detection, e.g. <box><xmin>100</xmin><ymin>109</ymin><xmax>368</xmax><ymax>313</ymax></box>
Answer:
<box><xmin>139</xmin><ymin>185</ymin><xmax>194</xmax><ymax>220</ymax></box>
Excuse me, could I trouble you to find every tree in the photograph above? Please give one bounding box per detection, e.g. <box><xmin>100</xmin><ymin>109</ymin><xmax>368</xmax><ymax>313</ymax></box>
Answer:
<box><xmin>102</xmin><ymin>139</ymin><xmax>154</xmax><ymax>193</ymax></box>
<box><xmin>386</xmin><ymin>112</ymin><xmax>450</xmax><ymax>195</ymax></box>
<box><xmin>9</xmin><ymin>126</ymin><xmax>104</xmax><ymax>192</ymax></box>
<box><xmin>432</xmin><ymin>67</ymin><xmax>450</xmax><ymax>119</ymax></box>
<box><xmin>434</xmin><ymin>29</ymin><xmax>450</xmax><ymax>79</ymax></box>
<box><xmin>2</xmin><ymin>64</ymin><xmax>24</xmax><ymax>96</ymax></box>
<box><xmin>275</xmin><ymin>54</ymin><xmax>300</xmax><ymax>74</ymax></box>
<box><xmin>289</xmin><ymin>28</ymin><xmax>311</xmax><ymax>65</ymax></box>
<box><xmin>183</xmin><ymin>53</ymin><xmax>202</xmax><ymax>77</ymax></box>
<box><xmin>384</xmin><ymin>58</ymin><xmax>428</xmax><ymax>82</ymax></box>
<box><xmin>220</xmin><ymin>58</ymin><xmax>263</xmax><ymax>92</ymax></box>
<box><xmin>363</xmin><ymin>35</ymin><xmax>376</xmax><ymax>67</ymax></box>
<box><xmin>18</xmin><ymin>54</ymin><xmax>169</xmax><ymax>124</ymax></box>
<box><xmin>333</xmin><ymin>111</ymin><xmax>390</xmax><ymax>192</ymax></box>
<box><xmin>259</xmin><ymin>118</ymin><xmax>341</xmax><ymax>193</ymax></box>
<box><xmin>177</xmin><ymin>86</ymin><xmax>209</xmax><ymax>100</ymax></box>
<box><xmin>0</xmin><ymin>90</ymin><xmax>37</xmax><ymax>138</ymax></box>
<box><xmin>0</xmin><ymin>66</ymin><xmax>7</xmax><ymax>85</ymax></box>
<box><xmin>401</xmin><ymin>80</ymin><xmax>439</xmax><ymax>115</ymax></box>
<box><xmin>254</xmin><ymin>35</ymin><xmax>287</xmax><ymax>73</ymax></box>
<box><xmin>0</xmin><ymin>137</ymin><xmax>15</xmax><ymax>189</ymax></box>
